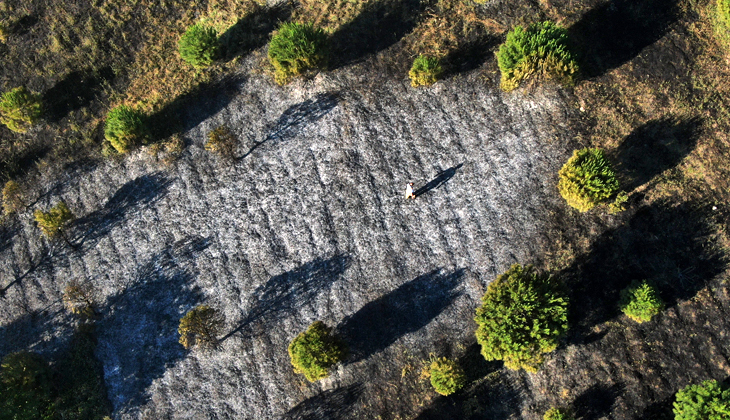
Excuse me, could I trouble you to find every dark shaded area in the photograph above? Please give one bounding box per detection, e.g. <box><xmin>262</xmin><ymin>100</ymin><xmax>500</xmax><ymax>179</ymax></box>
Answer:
<box><xmin>0</xmin><ymin>144</ymin><xmax>51</xmax><ymax>181</ymax></box>
<box><xmin>240</xmin><ymin>93</ymin><xmax>339</xmax><ymax>160</ymax></box>
<box><xmin>458</xmin><ymin>342</ymin><xmax>502</xmax><ymax>383</ymax></box>
<box><xmin>99</xmin><ymin>236</ymin><xmax>209</xmax><ymax>412</ymax></box>
<box><xmin>42</xmin><ymin>67</ymin><xmax>114</xmax><ymax>123</ymax></box>
<box><xmin>0</xmin><ymin>309</ymin><xmax>58</xmax><ymax>358</ymax></box>
<box><xmin>328</xmin><ymin>0</ymin><xmax>424</xmax><ymax>69</ymax></box>
<box><xmin>613</xmin><ymin>116</ymin><xmax>702</xmax><ymax>191</ymax></box>
<box><xmin>569</xmin><ymin>0</ymin><xmax>680</xmax><ymax>78</ymax></box>
<box><xmin>280</xmin><ymin>383</ymin><xmax>363</xmax><ymax>420</ymax></box>
<box><xmin>337</xmin><ymin>268</ymin><xmax>463</xmax><ymax>363</ymax></box>
<box><xmin>6</xmin><ymin>14</ymin><xmax>39</xmax><ymax>36</ymax></box>
<box><xmin>443</xmin><ymin>33</ymin><xmax>500</xmax><ymax>77</ymax></box>
<box><xmin>72</xmin><ymin>172</ymin><xmax>172</xmax><ymax>247</ymax></box>
<box><xmin>0</xmin><ymin>244</ymin><xmax>54</xmax><ymax>297</ymax></box>
<box><xmin>564</xmin><ymin>200</ymin><xmax>727</xmax><ymax>343</ymax></box>
<box><xmin>640</xmin><ymin>396</ymin><xmax>675</xmax><ymax>420</ymax></box>
<box><xmin>219</xmin><ymin>3</ymin><xmax>291</xmax><ymax>60</ymax></box>
<box><xmin>0</xmin><ymin>217</ymin><xmax>19</xmax><ymax>255</ymax></box>
<box><xmin>414</xmin><ymin>164</ymin><xmax>463</xmax><ymax>198</ymax></box>
<box><xmin>574</xmin><ymin>383</ymin><xmax>624</xmax><ymax>420</ymax></box>
<box><xmin>222</xmin><ymin>254</ymin><xmax>350</xmax><ymax>341</ymax></box>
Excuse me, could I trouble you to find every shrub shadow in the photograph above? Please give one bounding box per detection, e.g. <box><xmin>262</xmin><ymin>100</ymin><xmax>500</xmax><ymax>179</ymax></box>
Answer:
<box><xmin>280</xmin><ymin>383</ymin><xmax>363</xmax><ymax>420</ymax></box>
<box><xmin>0</xmin><ymin>308</ymin><xmax>59</xmax><ymax>358</ymax></box>
<box><xmin>640</xmin><ymin>396</ymin><xmax>675</xmax><ymax>420</ymax></box>
<box><xmin>574</xmin><ymin>383</ymin><xmax>624</xmax><ymax>420</ymax></box>
<box><xmin>97</xmin><ymin>236</ymin><xmax>210</xmax><ymax>413</ymax></box>
<box><xmin>414</xmin><ymin>163</ymin><xmax>463</xmax><ymax>198</ymax></box>
<box><xmin>442</xmin><ymin>33</ymin><xmax>500</xmax><ymax>77</ymax></box>
<box><xmin>337</xmin><ymin>268</ymin><xmax>463</xmax><ymax>364</ymax></box>
<box><xmin>42</xmin><ymin>67</ymin><xmax>114</xmax><ymax>123</ymax></box>
<box><xmin>568</xmin><ymin>0</ymin><xmax>679</xmax><ymax>78</ymax></box>
<box><xmin>613</xmin><ymin>116</ymin><xmax>702</xmax><ymax>191</ymax></box>
<box><xmin>219</xmin><ymin>3</ymin><xmax>291</xmax><ymax>60</ymax></box>
<box><xmin>563</xmin><ymin>200</ymin><xmax>727</xmax><ymax>344</ymax></box>
<box><xmin>221</xmin><ymin>254</ymin><xmax>350</xmax><ymax>341</ymax></box>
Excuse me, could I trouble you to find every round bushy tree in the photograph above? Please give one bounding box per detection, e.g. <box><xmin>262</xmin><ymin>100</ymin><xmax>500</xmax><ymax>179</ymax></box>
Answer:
<box><xmin>619</xmin><ymin>280</ymin><xmax>664</xmax><ymax>323</ymax></box>
<box><xmin>497</xmin><ymin>21</ymin><xmax>578</xmax><ymax>92</ymax></box>
<box><xmin>178</xmin><ymin>305</ymin><xmax>225</xmax><ymax>350</ymax></box>
<box><xmin>2</xmin><ymin>180</ymin><xmax>24</xmax><ymax>215</ymax></box>
<box><xmin>104</xmin><ymin>105</ymin><xmax>147</xmax><ymax>154</ymax></box>
<box><xmin>178</xmin><ymin>23</ymin><xmax>220</xmax><ymax>67</ymax></box>
<box><xmin>544</xmin><ymin>407</ymin><xmax>574</xmax><ymax>420</ymax></box>
<box><xmin>34</xmin><ymin>201</ymin><xmax>75</xmax><ymax>239</ymax></box>
<box><xmin>0</xmin><ymin>86</ymin><xmax>42</xmax><ymax>133</ymax></box>
<box><xmin>268</xmin><ymin>22</ymin><xmax>328</xmax><ymax>85</ymax></box>
<box><xmin>673</xmin><ymin>380</ymin><xmax>730</xmax><ymax>419</ymax></box>
<box><xmin>429</xmin><ymin>357</ymin><xmax>467</xmax><ymax>396</ymax></box>
<box><xmin>288</xmin><ymin>321</ymin><xmax>347</xmax><ymax>382</ymax></box>
<box><xmin>409</xmin><ymin>55</ymin><xmax>443</xmax><ymax>87</ymax></box>
<box><xmin>475</xmin><ymin>264</ymin><xmax>568</xmax><ymax>372</ymax></box>
<box><xmin>558</xmin><ymin>148</ymin><xmax>620</xmax><ymax>212</ymax></box>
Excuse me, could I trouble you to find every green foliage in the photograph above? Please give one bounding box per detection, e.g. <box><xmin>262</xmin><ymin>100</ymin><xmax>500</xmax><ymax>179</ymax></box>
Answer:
<box><xmin>496</xmin><ymin>21</ymin><xmax>578</xmax><ymax>92</ymax></box>
<box><xmin>474</xmin><ymin>264</ymin><xmax>568</xmax><ymax>372</ymax></box>
<box><xmin>0</xmin><ymin>352</ymin><xmax>55</xmax><ymax>420</ymax></box>
<box><xmin>268</xmin><ymin>22</ymin><xmax>328</xmax><ymax>85</ymax></box>
<box><xmin>178</xmin><ymin>305</ymin><xmax>225</xmax><ymax>350</ymax></box>
<box><xmin>205</xmin><ymin>125</ymin><xmax>237</xmax><ymax>159</ymax></box>
<box><xmin>544</xmin><ymin>407</ymin><xmax>574</xmax><ymax>420</ymax></box>
<box><xmin>0</xmin><ymin>86</ymin><xmax>42</xmax><ymax>133</ymax></box>
<box><xmin>409</xmin><ymin>55</ymin><xmax>443</xmax><ymax>87</ymax></box>
<box><xmin>619</xmin><ymin>280</ymin><xmax>664</xmax><ymax>323</ymax></box>
<box><xmin>288</xmin><ymin>321</ymin><xmax>347</xmax><ymax>382</ymax></box>
<box><xmin>34</xmin><ymin>201</ymin><xmax>75</xmax><ymax>238</ymax></box>
<box><xmin>428</xmin><ymin>357</ymin><xmax>467</xmax><ymax>396</ymax></box>
<box><xmin>2</xmin><ymin>179</ymin><xmax>24</xmax><ymax>215</ymax></box>
<box><xmin>716</xmin><ymin>0</ymin><xmax>730</xmax><ymax>45</ymax></box>
<box><xmin>104</xmin><ymin>105</ymin><xmax>148</xmax><ymax>154</ymax></box>
<box><xmin>558</xmin><ymin>148</ymin><xmax>620</xmax><ymax>212</ymax></box>
<box><xmin>178</xmin><ymin>23</ymin><xmax>220</xmax><ymax>68</ymax></box>
<box><xmin>673</xmin><ymin>380</ymin><xmax>730</xmax><ymax>420</ymax></box>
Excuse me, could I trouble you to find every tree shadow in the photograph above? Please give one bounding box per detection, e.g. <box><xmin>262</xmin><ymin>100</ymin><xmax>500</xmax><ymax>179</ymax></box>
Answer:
<box><xmin>414</xmin><ymin>163</ymin><xmax>463</xmax><ymax>198</ymax></box>
<box><xmin>0</xmin><ymin>217</ymin><xmax>19</xmax><ymax>255</ymax></box>
<box><xmin>563</xmin><ymin>200</ymin><xmax>727</xmax><ymax>344</ymax></box>
<box><xmin>0</xmin><ymin>308</ymin><xmax>60</xmax><ymax>358</ymax></box>
<box><xmin>97</xmin><ymin>236</ymin><xmax>210</xmax><ymax>413</ymax></box>
<box><xmin>328</xmin><ymin>0</ymin><xmax>425</xmax><ymax>70</ymax></box>
<box><xmin>7</xmin><ymin>14</ymin><xmax>39</xmax><ymax>36</ymax></box>
<box><xmin>442</xmin><ymin>33</ymin><xmax>500</xmax><ymax>77</ymax></box>
<box><xmin>0</xmin><ymin>243</ymin><xmax>54</xmax><ymax>297</ymax></box>
<box><xmin>640</xmin><ymin>396</ymin><xmax>674</xmax><ymax>420</ymax></box>
<box><xmin>219</xmin><ymin>2</ymin><xmax>292</xmax><ymax>60</ymax></box>
<box><xmin>42</xmin><ymin>67</ymin><xmax>114</xmax><ymax>123</ymax></box>
<box><xmin>337</xmin><ymin>268</ymin><xmax>463</xmax><ymax>364</ymax></box>
<box><xmin>568</xmin><ymin>0</ymin><xmax>680</xmax><ymax>78</ymax></box>
<box><xmin>221</xmin><ymin>254</ymin><xmax>351</xmax><ymax>341</ymax></box>
<box><xmin>239</xmin><ymin>92</ymin><xmax>339</xmax><ymax>160</ymax></box>
<box><xmin>280</xmin><ymin>383</ymin><xmax>363</xmax><ymax>420</ymax></box>
<box><xmin>574</xmin><ymin>383</ymin><xmax>624</xmax><ymax>420</ymax></box>
<box><xmin>612</xmin><ymin>116</ymin><xmax>702</xmax><ymax>191</ymax></box>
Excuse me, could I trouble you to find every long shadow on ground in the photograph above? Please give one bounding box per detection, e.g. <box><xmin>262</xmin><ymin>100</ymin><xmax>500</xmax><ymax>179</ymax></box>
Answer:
<box><xmin>414</xmin><ymin>164</ymin><xmax>463</xmax><ymax>198</ymax></box>
<box><xmin>98</xmin><ymin>236</ymin><xmax>210</xmax><ymax>413</ymax></box>
<box><xmin>280</xmin><ymin>383</ymin><xmax>363</xmax><ymax>420</ymax></box>
<box><xmin>569</xmin><ymin>0</ymin><xmax>680</xmax><ymax>78</ymax></box>
<box><xmin>219</xmin><ymin>3</ymin><xmax>291</xmax><ymax>60</ymax></box>
<box><xmin>42</xmin><ymin>67</ymin><xmax>114</xmax><ymax>123</ymax></box>
<box><xmin>337</xmin><ymin>268</ymin><xmax>463</xmax><ymax>364</ymax></box>
<box><xmin>0</xmin><ymin>308</ymin><xmax>60</xmax><ymax>357</ymax></box>
<box><xmin>574</xmin><ymin>383</ymin><xmax>625</xmax><ymax>420</ymax></box>
<box><xmin>563</xmin><ymin>200</ymin><xmax>727</xmax><ymax>345</ymax></box>
<box><xmin>221</xmin><ymin>254</ymin><xmax>350</xmax><ymax>341</ymax></box>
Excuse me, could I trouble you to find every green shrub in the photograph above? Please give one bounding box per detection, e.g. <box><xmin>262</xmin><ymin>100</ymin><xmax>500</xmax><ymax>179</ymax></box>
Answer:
<box><xmin>63</xmin><ymin>279</ymin><xmax>97</xmax><ymax>319</ymax></box>
<box><xmin>429</xmin><ymin>357</ymin><xmax>467</xmax><ymax>396</ymax></box>
<box><xmin>2</xmin><ymin>179</ymin><xmax>24</xmax><ymax>215</ymax></box>
<box><xmin>268</xmin><ymin>22</ymin><xmax>328</xmax><ymax>85</ymax></box>
<box><xmin>104</xmin><ymin>105</ymin><xmax>147</xmax><ymax>154</ymax></box>
<box><xmin>716</xmin><ymin>0</ymin><xmax>730</xmax><ymax>45</ymax></box>
<box><xmin>544</xmin><ymin>407</ymin><xmax>574</xmax><ymax>420</ymax></box>
<box><xmin>178</xmin><ymin>305</ymin><xmax>225</xmax><ymax>350</ymax></box>
<box><xmin>409</xmin><ymin>55</ymin><xmax>443</xmax><ymax>87</ymax></box>
<box><xmin>288</xmin><ymin>321</ymin><xmax>347</xmax><ymax>382</ymax></box>
<box><xmin>475</xmin><ymin>264</ymin><xmax>568</xmax><ymax>372</ymax></box>
<box><xmin>0</xmin><ymin>86</ymin><xmax>42</xmax><ymax>133</ymax></box>
<box><xmin>619</xmin><ymin>280</ymin><xmax>664</xmax><ymax>323</ymax></box>
<box><xmin>497</xmin><ymin>21</ymin><xmax>578</xmax><ymax>92</ymax></box>
<box><xmin>205</xmin><ymin>125</ymin><xmax>237</xmax><ymax>159</ymax></box>
<box><xmin>178</xmin><ymin>23</ymin><xmax>220</xmax><ymax>67</ymax></box>
<box><xmin>558</xmin><ymin>148</ymin><xmax>620</xmax><ymax>212</ymax></box>
<box><xmin>34</xmin><ymin>201</ymin><xmax>75</xmax><ymax>239</ymax></box>
<box><xmin>0</xmin><ymin>352</ymin><xmax>54</xmax><ymax>420</ymax></box>
<box><xmin>673</xmin><ymin>379</ymin><xmax>730</xmax><ymax>419</ymax></box>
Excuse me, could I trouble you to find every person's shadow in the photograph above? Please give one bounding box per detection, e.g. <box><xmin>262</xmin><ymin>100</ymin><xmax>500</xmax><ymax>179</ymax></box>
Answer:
<box><xmin>414</xmin><ymin>164</ymin><xmax>463</xmax><ymax>198</ymax></box>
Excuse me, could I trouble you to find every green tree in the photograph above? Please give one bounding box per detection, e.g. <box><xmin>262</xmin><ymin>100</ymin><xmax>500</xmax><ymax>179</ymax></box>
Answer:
<box><xmin>178</xmin><ymin>305</ymin><xmax>225</xmax><ymax>350</ymax></box>
<box><xmin>178</xmin><ymin>23</ymin><xmax>219</xmax><ymax>67</ymax></box>
<box><xmin>409</xmin><ymin>55</ymin><xmax>443</xmax><ymax>87</ymax></box>
<box><xmin>268</xmin><ymin>22</ymin><xmax>328</xmax><ymax>85</ymax></box>
<box><xmin>673</xmin><ymin>379</ymin><xmax>730</xmax><ymax>420</ymax></box>
<box><xmin>428</xmin><ymin>357</ymin><xmax>467</xmax><ymax>396</ymax></box>
<box><xmin>544</xmin><ymin>407</ymin><xmax>574</xmax><ymax>420</ymax></box>
<box><xmin>288</xmin><ymin>321</ymin><xmax>347</xmax><ymax>382</ymax></box>
<box><xmin>2</xmin><ymin>179</ymin><xmax>24</xmax><ymax>215</ymax></box>
<box><xmin>0</xmin><ymin>352</ymin><xmax>55</xmax><ymax>420</ymax></box>
<box><xmin>619</xmin><ymin>280</ymin><xmax>664</xmax><ymax>323</ymax></box>
<box><xmin>474</xmin><ymin>264</ymin><xmax>568</xmax><ymax>372</ymax></box>
<box><xmin>0</xmin><ymin>86</ymin><xmax>42</xmax><ymax>133</ymax></box>
<box><xmin>63</xmin><ymin>279</ymin><xmax>97</xmax><ymax>319</ymax></box>
<box><xmin>497</xmin><ymin>21</ymin><xmax>578</xmax><ymax>92</ymax></box>
<box><xmin>104</xmin><ymin>105</ymin><xmax>148</xmax><ymax>154</ymax></box>
<box><xmin>34</xmin><ymin>201</ymin><xmax>75</xmax><ymax>243</ymax></box>
<box><xmin>558</xmin><ymin>148</ymin><xmax>621</xmax><ymax>212</ymax></box>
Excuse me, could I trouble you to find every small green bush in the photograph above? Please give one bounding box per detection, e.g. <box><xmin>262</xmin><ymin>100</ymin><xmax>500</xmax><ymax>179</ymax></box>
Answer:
<box><xmin>0</xmin><ymin>86</ymin><xmax>42</xmax><ymax>133</ymax></box>
<box><xmin>178</xmin><ymin>23</ymin><xmax>220</xmax><ymax>67</ymax></box>
<box><xmin>2</xmin><ymin>180</ymin><xmax>24</xmax><ymax>215</ymax></box>
<box><xmin>475</xmin><ymin>264</ymin><xmax>568</xmax><ymax>372</ymax></box>
<box><xmin>429</xmin><ymin>357</ymin><xmax>467</xmax><ymax>396</ymax></box>
<box><xmin>558</xmin><ymin>148</ymin><xmax>620</xmax><ymax>212</ymax></box>
<box><xmin>34</xmin><ymin>201</ymin><xmax>75</xmax><ymax>239</ymax></box>
<box><xmin>409</xmin><ymin>55</ymin><xmax>443</xmax><ymax>87</ymax></box>
<box><xmin>544</xmin><ymin>407</ymin><xmax>574</xmax><ymax>420</ymax></box>
<box><xmin>619</xmin><ymin>280</ymin><xmax>664</xmax><ymax>323</ymax></box>
<box><xmin>288</xmin><ymin>321</ymin><xmax>347</xmax><ymax>382</ymax></box>
<box><xmin>497</xmin><ymin>21</ymin><xmax>578</xmax><ymax>92</ymax></box>
<box><xmin>673</xmin><ymin>379</ymin><xmax>730</xmax><ymax>420</ymax></box>
<box><xmin>268</xmin><ymin>22</ymin><xmax>328</xmax><ymax>85</ymax></box>
<box><xmin>205</xmin><ymin>125</ymin><xmax>237</xmax><ymax>159</ymax></box>
<box><xmin>178</xmin><ymin>305</ymin><xmax>225</xmax><ymax>350</ymax></box>
<box><xmin>104</xmin><ymin>105</ymin><xmax>147</xmax><ymax>154</ymax></box>
<box><xmin>716</xmin><ymin>0</ymin><xmax>730</xmax><ymax>45</ymax></box>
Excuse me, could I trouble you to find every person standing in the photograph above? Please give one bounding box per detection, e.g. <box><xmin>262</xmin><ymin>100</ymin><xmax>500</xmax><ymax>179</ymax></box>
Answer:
<box><xmin>405</xmin><ymin>182</ymin><xmax>415</xmax><ymax>200</ymax></box>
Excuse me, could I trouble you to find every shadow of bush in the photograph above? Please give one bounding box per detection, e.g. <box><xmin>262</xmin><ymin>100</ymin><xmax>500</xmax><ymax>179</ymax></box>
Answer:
<box><xmin>574</xmin><ymin>382</ymin><xmax>625</xmax><ymax>420</ymax></box>
<box><xmin>442</xmin><ymin>32</ymin><xmax>500</xmax><ymax>77</ymax></box>
<box><xmin>219</xmin><ymin>3</ymin><xmax>292</xmax><ymax>61</ymax></box>
<box><xmin>42</xmin><ymin>67</ymin><xmax>114</xmax><ymax>123</ymax></box>
<box><xmin>280</xmin><ymin>383</ymin><xmax>363</xmax><ymax>420</ymax></box>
